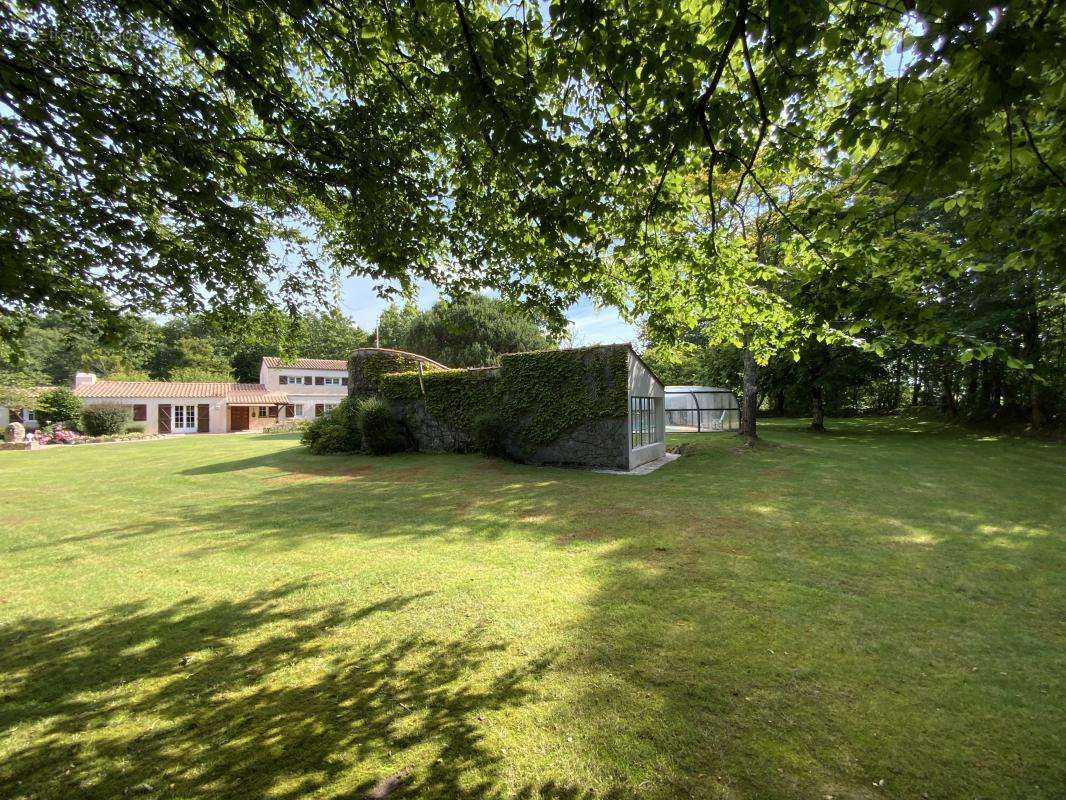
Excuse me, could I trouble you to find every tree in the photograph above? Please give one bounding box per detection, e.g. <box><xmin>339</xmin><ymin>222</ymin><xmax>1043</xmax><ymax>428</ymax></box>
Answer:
<box><xmin>35</xmin><ymin>388</ymin><xmax>83</xmax><ymax>426</ymax></box>
<box><xmin>165</xmin><ymin>338</ymin><xmax>234</xmax><ymax>382</ymax></box>
<box><xmin>378</xmin><ymin>296</ymin><xmax>557</xmax><ymax>367</ymax></box>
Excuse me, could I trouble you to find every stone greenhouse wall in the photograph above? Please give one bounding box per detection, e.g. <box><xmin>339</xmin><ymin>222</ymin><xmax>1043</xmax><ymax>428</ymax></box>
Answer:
<box><xmin>348</xmin><ymin>345</ymin><xmax>632</xmax><ymax>469</ymax></box>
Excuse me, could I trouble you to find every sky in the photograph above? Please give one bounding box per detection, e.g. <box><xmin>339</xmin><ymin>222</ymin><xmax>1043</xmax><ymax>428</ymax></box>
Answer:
<box><xmin>335</xmin><ymin>272</ymin><xmax>639</xmax><ymax>347</ymax></box>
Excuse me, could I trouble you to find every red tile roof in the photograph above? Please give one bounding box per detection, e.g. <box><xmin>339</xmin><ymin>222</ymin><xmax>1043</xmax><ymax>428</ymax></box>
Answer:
<box><xmin>226</xmin><ymin>388</ymin><xmax>290</xmax><ymax>404</ymax></box>
<box><xmin>262</xmin><ymin>356</ymin><xmax>348</xmax><ymax>370</ymax></box>
<box><xmin>73</xmin><ymin>381</ymin><xmax>289</xmax><ymax>404</ymax></box>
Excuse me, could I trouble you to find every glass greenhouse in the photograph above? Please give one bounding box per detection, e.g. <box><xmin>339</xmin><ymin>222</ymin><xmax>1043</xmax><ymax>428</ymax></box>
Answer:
<box><xmin>664</xmin><ymin>386</ymin><xmax>740</xmax><ymax>432</ymax></box>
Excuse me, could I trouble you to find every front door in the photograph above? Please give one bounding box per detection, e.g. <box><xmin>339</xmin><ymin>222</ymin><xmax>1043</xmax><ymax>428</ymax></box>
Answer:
<box><xmin>230</xmin><ymin>406</ymin><xmax>249</xmax><ymax>431</ymax></box>
<box><xmin>171</xmin><ymin>404</ymin><xmax>197</xmax><ymax>433</ymax></box>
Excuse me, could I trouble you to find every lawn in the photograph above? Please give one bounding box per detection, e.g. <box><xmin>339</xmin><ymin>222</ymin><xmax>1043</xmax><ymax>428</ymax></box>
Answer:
<box><xmin>1</xmin><ymin>418</ymin><xmax>1063</xmax><ymax>800</ymax></box>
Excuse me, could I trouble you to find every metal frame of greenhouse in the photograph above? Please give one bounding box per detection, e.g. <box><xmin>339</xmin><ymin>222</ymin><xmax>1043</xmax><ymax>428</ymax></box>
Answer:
<box><xmin>664</xmin><ymin>386</ymin><xmax>741</xmax><ymax>433</ymax></box>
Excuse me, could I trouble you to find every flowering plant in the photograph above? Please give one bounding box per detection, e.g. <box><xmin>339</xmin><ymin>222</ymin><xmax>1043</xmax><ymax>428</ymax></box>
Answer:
<box><xmin>36</xmin><ymin>427</ymin><xmax>80</xmax><ymax>445</ymax></box>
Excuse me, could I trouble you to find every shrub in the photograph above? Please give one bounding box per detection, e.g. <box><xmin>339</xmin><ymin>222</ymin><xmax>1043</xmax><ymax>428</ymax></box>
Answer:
<box><xmin>471</xmin><ymin>411</ymin><xmax>510</xmax><ymax>458</ymax></box>
<box><xmin>125</xmin><ymin>422</ymin><xmax>147</xmax><ymax>434</ymax></box>
<box><xmin>82</xmin><ymin>404</ymin><xmax>132</xmax><ymax>436</ymax></box>
<box><xmin>301</xmin><ymin>398</ymin><xmax>362</xmax><ymax>454</ymax></box>
<box><xmin>358</xmin><ymin>397</ymin><xmax>405</xmax><ymax>455</ymax></box>
<box><xmin>35</xmin><ymin>388</ymin><xmax>83</xmax><ymax>427</ymax></box>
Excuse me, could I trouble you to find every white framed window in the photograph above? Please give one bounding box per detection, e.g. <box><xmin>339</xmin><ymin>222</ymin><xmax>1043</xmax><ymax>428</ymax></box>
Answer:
<box><xmin>23</xmin><ymin>409</ymin><xmax>36</xmax><ymax>422</ymax></box>
<box><xmin>323</xmin><ymin>403</ymin><xmax>339</xmax><ymax>414</ymax></box>
<box><xmin>258</xmin><ymin>405</ymin><xmax>268</xmax><ymax>417</ymax></box>
<box><xmin>172</xmin><ymin>404</ymin><xmax>197</xmax><ymax>433</ymax></box>
<box><xmin>293</xmin><ymin>404</ymin><xmax>304</xmax><ymax>417</ymax></box>
<box><xmin>322</xmin><ymin>377</ymin><xmax>342</xmax><ymax>386</ymax></box>
<box><xmin>630</xmin><ymin>396</ymin><xmax>662</xmax><ymax>449</ymax></box>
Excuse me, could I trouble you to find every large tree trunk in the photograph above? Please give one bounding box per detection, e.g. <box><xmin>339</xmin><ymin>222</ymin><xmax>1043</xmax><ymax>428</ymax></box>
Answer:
<box><xmin>810</xmin><ymin>385</ymin><xmax>825</xmax><ymax>431</ymax></box>
<box><xmin>911</xmin><ymin>362</ymin><xmax>921</xmax><ymax>406</ymax></box>
<box><xmin>739</xmin><ymin>344</ymin><xmax>759</xmax><ymax>441</ymax></box>
<box><xmin>941</xmin><ymin>355</ymin><xmax>959</xmax><ymax>419</ymax></box>
<box><xmin>1022</xmin><ymin>273</ymin><xmax>1045</xmax><ymax>428</ymax></box>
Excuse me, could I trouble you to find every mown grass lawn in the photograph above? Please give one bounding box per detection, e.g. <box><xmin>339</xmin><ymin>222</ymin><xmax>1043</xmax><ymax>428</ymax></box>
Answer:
<box><xmin>1</xmin><ymin>418</ymin><xmax>1063</xmax><ymax>800</ymax></box>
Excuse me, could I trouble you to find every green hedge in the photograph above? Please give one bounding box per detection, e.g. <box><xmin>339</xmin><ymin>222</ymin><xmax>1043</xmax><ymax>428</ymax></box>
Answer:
<box><xmin>349</xmin><ymin>350</ymin><xmax>446</xmax><ymax>396</ymax></box>
<box><xmin>81</xmin><ymin>404</ymin><xmax>132</xmax><ymax>436</ymax></box>
<box><xmin>379</xmin><ymin>346</ymin><xmax>629</xmax><ymax>452</ymax></box>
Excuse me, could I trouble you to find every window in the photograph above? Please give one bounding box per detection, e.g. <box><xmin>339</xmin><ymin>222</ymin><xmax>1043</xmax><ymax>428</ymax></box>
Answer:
<box><xmin>322</xmin><ymin>377</ymin><xmax>342</xmax><ymax>386</ymax></box>
<box><xmin>630</xmin><ymin>396</ymin><xmax>662</xmax><ymax>449</ymax></box>
<box><xmin>258</xmin><ymin>405</ymin><xmax>268</xmax><ymax>417</ymax></box>
<box><xmin>323</xmin><ymin>403</ymin><xmax>339</xmax><ymax>414</ymax></box>
<box><xmin>23</xmin><ymin>409</ymin><xmax>36</xmax><ymax>422</ymax></box>
<box><xmin>172</xmin><ymin>404</ymin><xmax>196</xmax><ymax>432</ymax></box>
<box><xmin>293</xmin><ymin>404</ymin><xmax>304</xmax><ymax>417</ymax></box>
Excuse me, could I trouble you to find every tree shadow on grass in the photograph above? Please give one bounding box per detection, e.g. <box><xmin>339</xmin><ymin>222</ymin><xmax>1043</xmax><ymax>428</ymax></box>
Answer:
<box><xmin>0</xmin><ymin>582</ymin><xmax>563</xmax><ymax>800</ymax></box>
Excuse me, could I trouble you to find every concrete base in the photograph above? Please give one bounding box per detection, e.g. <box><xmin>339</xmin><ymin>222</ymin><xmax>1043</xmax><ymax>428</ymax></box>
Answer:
<box><xmin>593</xmin><ymin>452</ymin><xmax>681</xmax><ymax>475</ymax></box>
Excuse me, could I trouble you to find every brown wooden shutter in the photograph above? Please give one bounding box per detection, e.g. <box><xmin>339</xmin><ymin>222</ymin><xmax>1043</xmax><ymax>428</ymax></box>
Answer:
<box><xmin>268</xmin><ymin>405</ymin><xmax>278</xmax><ymax>418</ymax></box>
<box><xmin>132</xmin><ymin>404</ymin><xmax>147</xmax><ymax>421</ymax></box>
<box><xmin>304</xmin><ymin>376</ymin><xmax>312</xmax><ymax>385</ymax></box>
<box><xmin>315</xmin><ymin>403</ymin><xmax>324</xmax><ymax>417</ymax></box>
<box><xmin>158</xmin><ymin>404</ymin><xmax>171</xmax><ymax>433</ymax></box>
<box><xmin>285</xmin><ymin>404</ymin><xmax>294</xmax><ymax>418</ymax></box>
<box><xmin>196</xmin><ymin>404</ymin><xmax>210</xmax><ymax>433</ymax></box>
<box><xmin>279</xmin><ymin>375</ymin><xmax>288</xmax><ymax>385</ymax></box>
<box><xmin>341</xmin><ymin>377</ymin><xmax>349</xmax><ymax>386</ymax></box>
<box><xmin>315</xmin><ymin>376</ymin><xmax>325</xmax><ymax>385</ymax></box>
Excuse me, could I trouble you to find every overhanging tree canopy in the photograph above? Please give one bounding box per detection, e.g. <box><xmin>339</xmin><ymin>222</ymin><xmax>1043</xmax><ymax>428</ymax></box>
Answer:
<box><xmin>2</xmin><ymin>0</ymin><xmax>1062</xmax><ymax>353</ymax></box>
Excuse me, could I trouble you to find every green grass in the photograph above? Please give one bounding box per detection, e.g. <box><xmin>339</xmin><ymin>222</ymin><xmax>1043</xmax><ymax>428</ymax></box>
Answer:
<box><xmin>1</xmin><ymin>418</ymin><xmax>1063</xmax><ymax>800</ymax></box>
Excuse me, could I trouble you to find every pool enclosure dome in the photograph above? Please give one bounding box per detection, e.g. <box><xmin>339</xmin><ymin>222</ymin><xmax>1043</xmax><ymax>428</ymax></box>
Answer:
<box><xmin>665</xmin><ymin>386</ymin><xmax>740</xmax><ymax>432</ymax></box>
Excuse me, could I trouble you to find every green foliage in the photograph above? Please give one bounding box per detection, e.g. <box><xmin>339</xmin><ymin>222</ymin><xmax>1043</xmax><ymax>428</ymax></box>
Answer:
<box><xmin>81</xmin><ymin>404</ymin><xmax>132</xmax><ymax>436</ymax></box>
<box><xmin>125</xmin><ymin>423</ymin><xmax>146</xmax><ymax>434</ymax></box>
<box><xmin>358</xmin><ymin>397</ymin><xmax>405</xmax><ymax>455</ymax></box>
<box><xmin>301</xmin><ymin>398</ymin><xmax>363</xmax><ymax>455</ymax></box>
<box><xmin>380</xmin><ymin>345</ymin><xmax>630</xmax><ymax>452</ymax></box>
<box><xmin>470</xmin><ymin>412</ymin><xmax>510</xmax><ymax>459</ymax></box>
<box><xmin>350</xmin><ymin>350</ymin><xmax>446</xmax><ymax>397</ymax></box>
<box><xmin>35</xmin><ymin>388</ymin><xmax>83</xmax><ymax>427</ymax></box>
<box><xmin>383</xmin><ymin>296</ymin><xmax>557</xmax><ymax>367</ymax></box>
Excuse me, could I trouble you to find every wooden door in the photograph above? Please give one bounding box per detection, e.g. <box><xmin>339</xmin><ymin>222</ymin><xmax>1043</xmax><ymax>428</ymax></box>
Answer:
<box><xmin>197</xmin><ymin>404</ymin><xmax>210</xmax><ymax>433</ymax></box>
<box><xmin>230</xmin><ymin>406</ymin><xmax>249</xmax><ymax>431</ymax></box>
<box><xmin>158</xmin><ymin>404</ymin><xmax>171</xmax><ymax>433</ymax></box>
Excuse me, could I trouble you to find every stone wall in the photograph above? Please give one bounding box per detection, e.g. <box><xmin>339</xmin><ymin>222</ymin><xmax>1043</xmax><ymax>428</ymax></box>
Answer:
<box><xmin>522</xmin><ymin>417</ymin><xmax>629</xmax><ymax>470</ymax></box>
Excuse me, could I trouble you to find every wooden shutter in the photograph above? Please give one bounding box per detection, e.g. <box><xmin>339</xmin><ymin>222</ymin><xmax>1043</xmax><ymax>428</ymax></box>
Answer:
<box><xmin>285</xmin><ymin>404</ymin><xmax>294</xmax><ymax>418</ymax></box>
<box><xmin>132</xmin><ymin>404</ymin><xmax>147</xmax><ymax>421</ymax></box>
<box><xmin>268</xmin><ymin>405</ymin><xmax>278</xmax><ymax>418</ymax></box>
<box><xmin>158</xmin><ymin>404</ymin><xmax>171</xmax><ymax>433</ymax></box>
<box><xmin>315</xmin><ymin>376</ymin><xmax>325</xmax><ymax>385</ymax></box>
<box><xmin>279</xmin><ymin>375</ymin><xmax>288</xmax><ymax>385</ymax></box>
<box><xmin>315</xmin><ymin>403</ymin><xmax>324</xmax><ymax>417</ymax></box>
<box><xmin>304</xmin><ymin>376</ymin><xmax>312</xmax><ymax>385</ymax></box>
<box><xmin>196</xmin><ymin>404</ymin><xmax>210</xmax><ymax>433</ymax></box>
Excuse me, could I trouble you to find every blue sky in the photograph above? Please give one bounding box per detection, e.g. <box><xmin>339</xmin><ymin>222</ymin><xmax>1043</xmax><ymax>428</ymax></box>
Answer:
<box><xmin>335</xmin><ymin>272</ymin><xmax>639</xmax><ymax>347</ymax></box>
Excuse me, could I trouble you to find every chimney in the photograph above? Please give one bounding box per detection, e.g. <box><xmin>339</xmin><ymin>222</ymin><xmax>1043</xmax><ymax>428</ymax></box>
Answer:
<box><xmin>74</xmin><ymin>372</ymin><xmax>97</xmax><ymax>387</ymax></box>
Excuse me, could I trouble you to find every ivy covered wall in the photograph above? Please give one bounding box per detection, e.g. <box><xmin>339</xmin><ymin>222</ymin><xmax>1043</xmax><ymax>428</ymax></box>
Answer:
<box><xmin>374</xmin><ymin>345</ymin><xmax>631</xmax><ymax>458</ymax></box>
<box><xmin>347</xmin><ymin>347</ymin><xmax>448</xmax><ymax>397</ymax></box>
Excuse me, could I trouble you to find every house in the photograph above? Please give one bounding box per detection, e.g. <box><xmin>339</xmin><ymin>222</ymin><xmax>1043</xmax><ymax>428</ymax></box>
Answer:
<box><xmin>0</xmin><ymin>357</ymin><xmax>351</xmax><ymax>435</ymax></box>
<box><xmin>349</xmin><ymin>343</ymin><xmax>666</xmax><ymax>470</ymax></box>
<box><xmin>259</xmin><ymin>357</ymin><xmax>350</xmax><ymax>420</ymax></box>
<box><xmin>0</xmin><ymin>386</ymin><xmax>55</xmax><ymax>431</ymax></box>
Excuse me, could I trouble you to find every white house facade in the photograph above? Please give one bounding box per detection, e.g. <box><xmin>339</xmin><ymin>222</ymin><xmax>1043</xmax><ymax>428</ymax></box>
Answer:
<box><xmin>259</xmin><ymin>357</ymin><xmax>349</xmax><ymax>420</ymax></box>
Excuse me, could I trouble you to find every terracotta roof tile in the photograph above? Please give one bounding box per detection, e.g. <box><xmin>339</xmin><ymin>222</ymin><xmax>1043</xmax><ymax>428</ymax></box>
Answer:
<box><xmin>226</xmin><ymin>387</ymin><xmax>290</xmax><ymax>404</ymax></box>
<box><xmin>73</xmin><ymin>381</ymin><xmax>230</xmax><ymax>398</ymax></box>
<box><xmin>73</xmin><ymin>381</ymin><xmax>290</xmax><ymax>404</ymax></box>
<box><xmin>262</xmin><ymin>356</ymin><xmax>348</xmax><ymax>370</ymax></box>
